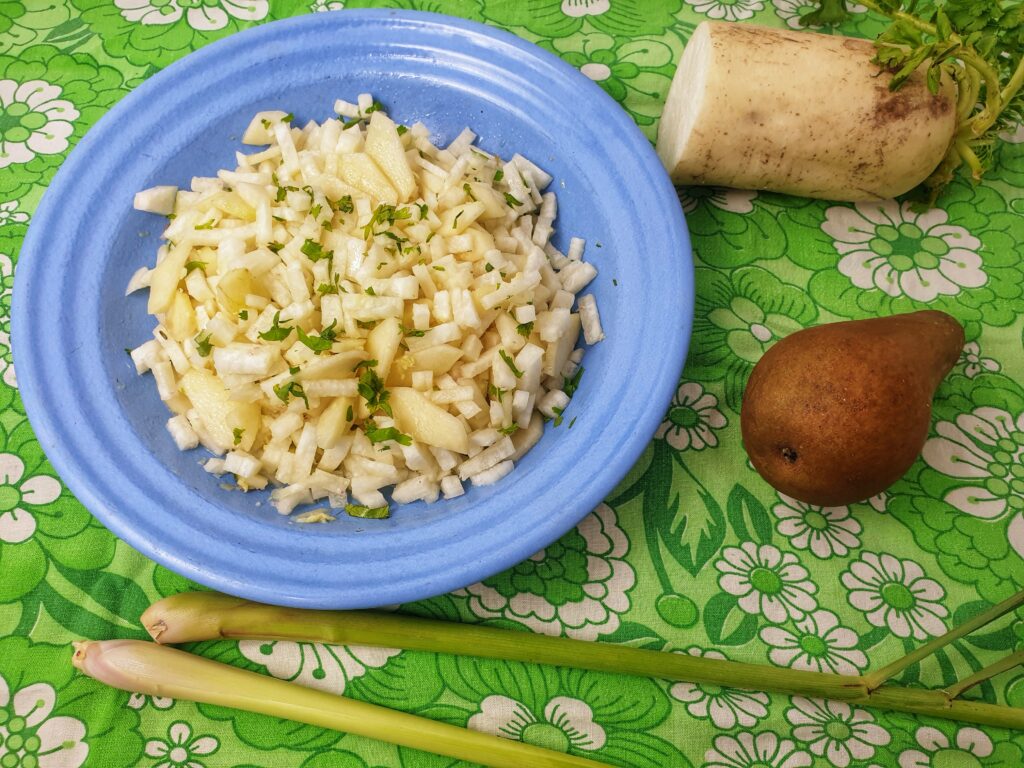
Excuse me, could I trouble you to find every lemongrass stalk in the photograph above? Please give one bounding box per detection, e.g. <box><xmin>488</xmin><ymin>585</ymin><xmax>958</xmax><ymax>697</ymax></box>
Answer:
<box><xmin>143</xmin><ymin>592</ymin><xmax>868</xmax><ymax>701</ymax></box>
<box><xmin>73</xmin><ymin>640</ymin><xmax>612</xmax><ymax>768</ymax></box>
<box><xmin>943</xmin><ymin>650</ymin><xmax>1024</xmax><ymax>702</ymax></box>
<box><xmin>863</xmin><ymin>590</ymin><xmax>1024</xmax><ymax>690</ymax></box>
<box><xmin>141</xmin><ymin>593</ymin><xmax>1024</xmax><ymax>730</ymax></box>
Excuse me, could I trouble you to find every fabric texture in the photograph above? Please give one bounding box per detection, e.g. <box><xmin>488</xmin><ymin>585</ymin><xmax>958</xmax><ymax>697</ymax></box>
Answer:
<box><xmin>2</xmin><ymin>1</ymin><xmax>1024</xmax><ymax>766</ymax></box>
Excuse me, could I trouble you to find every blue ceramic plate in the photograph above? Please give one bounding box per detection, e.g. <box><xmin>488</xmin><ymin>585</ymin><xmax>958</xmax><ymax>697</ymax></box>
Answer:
<box><xmin>13</xmin><ymin>10</ymin><xmax>692</xmax><ymax>608</ymax></box>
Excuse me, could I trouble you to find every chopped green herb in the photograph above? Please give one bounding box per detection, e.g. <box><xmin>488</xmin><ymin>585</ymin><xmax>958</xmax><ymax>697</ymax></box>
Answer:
<box><xmin>563</xmin><ymin>366</ymin><xmax>584</xmax><ymax>398</ymax></box>
<box><xmin>317</xmin><ymin>282</ymin><xmax>339</xmax><ymax>295</ymax></box>
<box><xmin>332</xmin><ymin>195</ymin><xmax>354</xmax><ymax>213</ymax></box>
<box><xmin>488</xmin><ymin>384</ymin><xmax>506</xmax><ymax>400</ymax></box>
<box><xmin>400</xmin><ymin>324</ymin><xmax>426</xmax><ymax>338</ymax></box>
<box><xmin>258</xmin><ymin>311</ymin><xmax>293</xmax><ymax>342</ymax></box>
<box><xmin>516</xmin><ymin>321</ymin><xmax>534</xmax><ymax>338</ymax></box>
<box><xmin>484</xmin><ymin>263</ymin><xmax>494</xmax><ymax>273</ymax></box>
<box><xmin>194</xmin><ymin>219</ymin><xmax>216</xmax><ymax>230</ymax></box>
<box><xmin>309</xmin><ymin>203</ymin><xmax>322</xmax><ymax>219</ymax></box>
<box><xmin>463</xmin><ymin>183</ymin><xmax>476</xmax><ymax>201</ymax></box>
<box><xmin>345</xmin><ymin>503</ymin><xmax>390</xmax><ymax>520</ymax></box>
<box><xmin>504</xmin><ymin>192</ymin><xmax>522</xmax><ymax>208</ymax></box>
<box><xmin>493</xmin><ymin>169</ymin><xmax>504</xmax><ymax>182</ymax></box>
<box><xmin>568</xmin><ymin>416</ymin><xmax>577</xmax><ymax>429</ymax></box>
<box><xmin>498</xmin><ymin>349</ymin><xmax>523</xmax><ymax>377</ymax></box>
<box><xmin>260</xmin><ymin>118</ymin><xmax>271</xmax><ymax>129</ymax></box>
<box><xmin>166</xmin><ymin>213</ymin><xmax>176</xmax><ymax>220</ymax></box>
<box><xmin>238</xmin><ymin>309</ymin><xmax>249</xmax><ymax>320</ymax></box>
<box><xmin>362</xmin><ymin>203</ymin><xmax>411</xmax><ymax>239</ymax></box>
<box><xmin>356</xmin><ymin>319</ymin><xmax>378</xmax><ymax>330</ymax></box>
<box><xmin>124</xmin><ymin>347</ymin><xmax>132</xmax><ymax>357</ymax></box>
<box><xmin>365</xmin><ymin>426</ymin><xmax>412</xmax><ymax>446</ymax></box>
<box><xmin>268</xmin><ymin>242</ymin><xmax>284</xmax><ymax>253</ymax></box>
<box><xmin>273</xmin><ymin>381</ymin><xmax>309</xmax><ymax>409</ymax></box>
<box><xmin>380</xmin><ymin>231</ymin><xmax>407</xmax><ymax>245</ymax></box>
<box><xmin>300</xmin><ymin>239</ymin><xmax>333</xmax><ymax>262</ymax></box>
<box><xmin>321</xmin><ymin>221</ymin><xmax>333</xmax><ymax>231</ymax></box>
<box><xmin>498</xmin><ymin>424</ymin><xmax>519</xmax><ymax>436</ymax></box>
<box><xmin>425</xmin><ymin>232</ymin><xmax>435</xmax><ymax>243</ymax></box>
<box><xmin>432</xmin><ymin>265</ymin><xmax>445</xmax><ymax>272</ymax></box>
<box><xmin>342</xmin><ymin>117</ymin><xmax>361</xmax><ymax>130</ymax></box>
<box><xmin>365</xmin><ymin>286</ymin><xmax>376</xmax><ymax>296</ymax></box>
<box><xmin>353</xmin><ymin>359</ymin><xmax>378</xmax><ymax>372</ymax></box>
<box><xmin>357</xmin><ymin>365</ymin><xmax>392</xmax><ymax>417</ymax></box>
<box><xmin>184</xmin><ymin>260</ymin><xmax>207</xmax><ymax>273</ymax></box>
<box><xmin>417</xmin><ymin>203</ymin><xmax>428</xmax><ymax>220</ymax></box>
<box><xmin>451</xmin><ymin>211</ymin><xmax>463</xmax><ymax>230</ymax></box>
<box><xmin>345</xmin><ymin>405</ymin><xmax>354</xmax><ymax>422</ymax></box>
<box><xmin>364</xmin><ymin>101</ymin><xmax>384</xmax><ymax>115</ymax></box>
<box><xmin>282</xmin><ymin>112</ymin><xmax>294</xmax><ymax>122</ymax></box>
<box><xmin>296</xmin><ymin>320</ymin><xmax>337</xmax><ymax>354</ymax></box>
<box><xmin>289</xmin><ymin>365</ymin><xmax>300</xmax><ymax>375</ymax></box>
<box><xmin>232</xmin><ymin>427</ymin><xmax>244</xmax><ymax>446</ymax></box>
<box><xmin>194</xmin><ymin>333</ymin><xmax>213</xmax><ymax>357</ymax></box>
<box><xmin>552</xmin><ymin>406</ymin><xmax>564</xmax><ymax>427</ymax></box>
<box><xmin>612</xmin><ymin>278</ymin><xmax>618</xmax><ymax>286</ymax></box>
<box><xmin>396</xmin><ymin>125</ymin><xmax>408</xmax><ymax>136</ymax></box>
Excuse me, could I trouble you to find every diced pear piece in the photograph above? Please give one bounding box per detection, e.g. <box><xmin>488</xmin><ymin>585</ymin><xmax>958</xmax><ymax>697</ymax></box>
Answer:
<box><xmin>466</xmin><ymin>183</ymin><xmax>505</xmax><ymax>219</ymax></box>
<box><xmin>337</xmin><ymin>153</ymin><xmax>398</xmax><ymax>205</ymax></box>
<box><xmin>317</xmin><ymin>396</ymin><xmax>354</xmax><ymax>449</ymax></box>
<box><xmin>209</xmin><ymin>190</ymin><xmax>256</xmax><ymax>221</ymax></box>
<box><xmin>296</xmin><ymin>349</ymin><xmax>366</xmax><ymax>381</ymax></box>
<box><xmin>242</xmin><ymin>110</ymin><xmax>288</xmax><ymax>145</ymax></box>
<box><xmin>216</xmin><ymin>268</ymin><xmax>251</xmax><ymax>313</ymax></box>
<box><xmin>389</xmin><ymin>344</ymin><xmax>463</xmax><ymax>385</ymax></box>
<box><xmin>148</xmin><ymin>242</ymin><xmax>191</xmax><ymax>314</ymax></box>
<box><xmin>180</xmin><ymin>369</ymin><xmax>260</xmax><ymax>451</ymax></box>
<box><xmin>366</xmin><ymin>316</ymin><xmax>402</xmax><ymax>380</ymax></box>
<box><xmin>164</xmin><ymin>290</ymin><xmax>196</xmax><ymax>341</ymax></box>
<box><xmin>365</xmin><ymin>111</ymin><xmax>417</xmax><ymax>202</ymax></box>
<box><xmin>390</xmin><ymin>387</ymin><xmax>469</xmax><ymax>454</ymax></box>
<box><xmin>440</xmin><ymin>201</ymin><xmax>486</xmax><ymax>235</ymax></box>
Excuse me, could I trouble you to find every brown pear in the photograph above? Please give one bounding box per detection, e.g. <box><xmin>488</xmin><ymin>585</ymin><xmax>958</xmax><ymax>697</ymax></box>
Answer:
<box><xmin>740</xmin><ymin>310</ymin><xmax>963</xmax><ymax>506</ymax></box>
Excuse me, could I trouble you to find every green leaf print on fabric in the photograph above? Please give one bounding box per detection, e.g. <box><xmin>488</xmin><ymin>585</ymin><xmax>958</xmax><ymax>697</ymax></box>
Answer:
<box><xmin>788</xmin><ymin>182</ymin><xmax>1024</xmax><ymax>338</ymax></box>
<box><xmin>0</xmin><ymin>0</ymin><xmax>26</xmax><ymax>39</ymax></box>
<box><xmin>0</xmin><ymin>46</ymin><xmax>127</xmax><ymax>199</ymax></box>
<box><xmin>480</xmin><ymin>0</ymin><xmax>683</xmax><ymax>40</ymax></box>
<box><xmin>892</xmin><ymin>373</ymin><xmax>1024</xmax><ymax>603</ymax></box>
<box><xmin>688</xmin><ymin>266</ymin><xmax>818</xmax><ymax>411</ymax></box>
<box><xmin>540</xmin><ymin>33</ymin><xmax>680</xmax><ymax>140</ymax></box>
<box><xmin>891</xmin><ymin>721</ymin><xmax>1024</xmax><ymax>768</ymax></box>
<box><xmin>681</xmin><ymin>187</ymin><xmax>792</xmax><ymax>268</ymax></box>
<box><xmin>990</xmin><ymin>123</ymin><xmax>1024</xmax><ymax>187</ymax></box>
<box><xmin>434</xmin><ymin>656</ymin><xmax>689</xmax><ymax>768</ymax></box>
<box><xmin>0</xmin><ymin>1</ymin><xmax>83</xmax><ymax>54</ymax></box>
<box><xmin>343</xmin><ymin>0</ymin><xmax>485</xmax><ymax>18</ymax></box>
<box><xmin>0</xmin><ymin>218</ymin><xmax>26</xmax><ymax>393</ymax></box>
<box><xmin>70</xmin><ymin>0</ymin><xmax>287</xmax><ymax>70</ymax></box>
<box><xmin>0</xmin><ymin>636</ymin><xmax>143</xmax><ymax>768</ymax></box>
<box><xmin>458</xmin><ymin>503</ymin><xmax>636</xmax><ymax>640</ymax></box>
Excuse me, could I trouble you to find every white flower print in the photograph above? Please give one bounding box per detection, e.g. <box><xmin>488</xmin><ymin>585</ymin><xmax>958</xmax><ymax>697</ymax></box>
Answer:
<box><xmin>824</xmin><ymin>201</ymin><xmax>985</xmax><ymax>302</ymax></box>
<box><xmin>669</xmin><ymin>647</ymin><xmax>769</xmax><ymax>728</ymax></box>
<box><xmin>842</xmin><ymin>553</ymin><xmax>948</xmax><ymax>639</ymax></box>
<box><xmin>704</xmin><ymin>732</ymin><xmax>812</xmax><ymax>768</ymax></box>
<box><xmin>998</xmin><ymin>121</ymin><xmax>1024</xmax><ymax>144</ymax></box>
<box><xmin>786</xmin><ymin>697</ymin><xmax>890</xmax><ymax>767</ymax></box>
<box><xmin>562</xmin><ymin>0</ymin><xmax>610</xmax><ymax>16</ymax></box>
<box><xmin>239</xmin><ymin>640</ymin><xmax>399</xmax><ymax>694</ymax></box>
<box><xmin>0</xmin><ymin>252</ymin><xmax>16</xmax><ymax>388</ymax></box>
<box><xmin>0</xmin><ymin>454</ymin><xmax>61</xmax><ymax>544</ymax></box>
<box><xmin>115</xmin><ymin>0</ymin><xmax>268</xmax><ymax>31</ymax></box>
<box><xmin>772</xmin><ymin>0</ymin><xmax>865</xmax><ymax>28</ymax></box>
<box><xmin>867</xmin><ymin>492</ymin><xmax>888</xmax><ymax>514</ymax></box>
<box><xmin>715</xmin><ymin>542</ymin><xmax>817</xmax><ymax>623</ymax></box>
<box><xmin>773</xmin><ymin>494</ymin><xmax>862</xmax><ymax>558</ymax></box>
<box><xmin>127</xmin><ymin>693</ymin><xmax>174</xmax><ymax>710</ymax></box>
<box><xmin>655</xmin><ymin>381</ymin><xmax>727</xmax><ymax>451</ymax></box>
<box><xmin>678</xmin><ymin>186</ymin><xmax>757</xmax><ymax>215</ymax></box>
<box><xmin>958</xmin><ymin>341</ymin><xmax>999</xmax><ymax>378</ymax></box>
<box><xmin>920</xmin><ymin>406</ymin><xmax>1024</xmax><ymax>558</ymax></box>
<box><xmin>899</xmin><ymin>726</ymin><xmax>993</xmax><ymax>768</ymax></box>
<box><xmin>685</xmin><ymin>0</ymin><xmax>765</xmax><ymax>22</ymax></box>
<box><xmin>760</xmin><ymin>609</ymin><xmax>868</xmax><ymax>675</ymax></box>
<box><xmin>459</xmin><ymin>503</ymin><xmax>635</xmax><ymax>640</ymax></box>
<box><xmin>0</xmin><ymin>675</ymin><xmax>88</xmax><ymax>767</ymax></box>
<box><xmin>309</xmin><ymin>0</ymin><xmax>344</xmax><ymax>10</ymax></box>
<box><xmin>144</xmin><ymin>722</ymin><xmax>217</xmax><ymax>768</ymax></box>
<box><xmin>0</xmin><ymin>200</ymin><xmax>28</xmax><ymax>227</ymax></box>
<box><xmin>0</xmin><ymin>80</ymin><xmax>79</xmax><ymax>170</ymax></box>
<box><xmin>468</xmin><ymin>695</ymin><xmax>606</xmax><ymax>751</ymax></box>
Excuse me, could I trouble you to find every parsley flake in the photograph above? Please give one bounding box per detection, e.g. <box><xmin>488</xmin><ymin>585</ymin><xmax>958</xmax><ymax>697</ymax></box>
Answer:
<box><xmin>194</xmin><ymin>333</ymin><xmax>213</xmax><ymax>357</ymax></box>
<box><xmin>258</xmin><ymin>311</ymin><xmax>293</xmax><ymax>342</ymax></box>
<box><xmin>345</xmin><ymin>503</ymin><xmax>390</xmax><ymax>519</ymax></box>
<box><xmin>232</xmin><ymin>427</ymin><xmax>244</xmax><ymax>446</ymax></box>
<box><xmin>504</xmin><ymin>192</ymin><xmax>522</xmax><ymax>208</ymax></box>
<box><xmin>365</xmin><ymin>426</ymin><xmax>412</xmax><ymax>446</ymax></box>
<box><xmin>516</xmin><ymin>321</ymin><xmax>534</xmax><ymax>338</ymax></box>
<box><xmin>498</xmin><ymin>349</ymin><xmax>523</xmax><ymax>377</ymax></box>
<box><xmin>300</xmin><ymin>239</ymin><xmax>333</xmax><ymax>262</ymax></box>
<box><xmin>184</xmin><ymin>260</ymin><xmax>207</xmax><ymax>273</ymax></box>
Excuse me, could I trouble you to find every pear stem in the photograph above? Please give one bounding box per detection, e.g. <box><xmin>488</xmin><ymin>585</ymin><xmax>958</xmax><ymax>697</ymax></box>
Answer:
<box><xmin>863</xmin><ymin>590</ymin><xmax>1024</xmax><ymax>691</ymax></box>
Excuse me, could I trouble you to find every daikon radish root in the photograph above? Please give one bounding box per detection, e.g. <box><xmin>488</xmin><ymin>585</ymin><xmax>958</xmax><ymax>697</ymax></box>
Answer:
<box><xmin>656</xmin><ymin>22</ymin><xmax>957</xmax><ymax>202</ymax></box>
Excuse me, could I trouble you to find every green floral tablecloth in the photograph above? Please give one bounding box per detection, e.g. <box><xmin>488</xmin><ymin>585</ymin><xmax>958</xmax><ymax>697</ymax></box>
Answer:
<box><xmin>3</xmin><ymin>1</ymin><xmax>1024</xmax><ymax>767</ymax></box>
